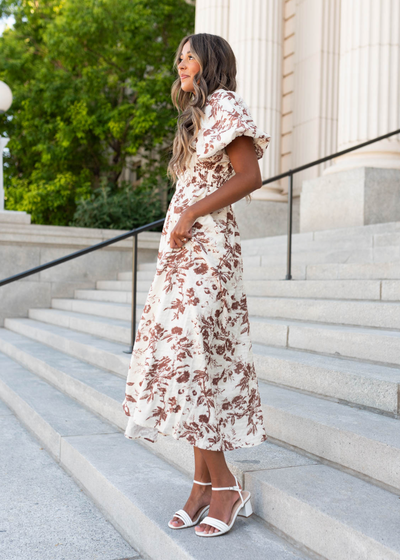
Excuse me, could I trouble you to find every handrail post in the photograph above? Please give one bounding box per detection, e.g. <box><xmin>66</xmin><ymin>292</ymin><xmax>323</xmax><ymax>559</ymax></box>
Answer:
<box><xmin>286</xmin><ymin>171</ymin><xmax>293</xmax><ymax>280</ymax></box>
<box><xmin>124</xmin><ymin>232</ymin><xmax>138</xmax><ymax>354</ymax></box>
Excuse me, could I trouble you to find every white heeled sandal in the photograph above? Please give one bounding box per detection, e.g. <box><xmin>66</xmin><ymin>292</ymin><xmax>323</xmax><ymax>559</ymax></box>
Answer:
<box><xmin>195</xmin><ymin>474</ymin><xmax>253</xmax><ymax>537</ymax></box>
<box><xmin>168</xmin><ymin>479</ymin><xmax>211</xmax><ymax>529</ymax></box>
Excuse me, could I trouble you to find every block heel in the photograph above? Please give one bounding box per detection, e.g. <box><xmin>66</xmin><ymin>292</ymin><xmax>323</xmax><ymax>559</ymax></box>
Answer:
<box><xmin>238</xmin><ymin>498</ymin><xmax>253</xmax><ymax>517</ymax></box>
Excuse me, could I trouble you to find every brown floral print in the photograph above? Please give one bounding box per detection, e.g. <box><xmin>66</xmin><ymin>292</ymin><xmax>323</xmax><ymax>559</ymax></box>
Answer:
<box><xmin>122</xmin><ymin>89</ymin><xmax>271</xmax><ymax>451</ymax></box>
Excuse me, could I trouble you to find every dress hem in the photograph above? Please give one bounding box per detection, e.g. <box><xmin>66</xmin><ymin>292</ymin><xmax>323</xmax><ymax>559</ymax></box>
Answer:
<box><xmin>123</xmin><ymin>415</ymin><xmax>268</xmax><ymax>452</ymax></box>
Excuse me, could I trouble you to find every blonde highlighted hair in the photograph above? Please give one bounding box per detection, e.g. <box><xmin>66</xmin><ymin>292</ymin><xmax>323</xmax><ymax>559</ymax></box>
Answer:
<box><xmin>167</xmin><ymin>33</ymin><xmax>237</xmax><ymax>184</ymax></box>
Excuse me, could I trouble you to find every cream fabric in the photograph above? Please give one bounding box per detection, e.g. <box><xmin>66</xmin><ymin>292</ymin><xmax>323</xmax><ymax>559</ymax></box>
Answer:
<box><xmin>122</xmin><ymin>89</ymin><xmax>271</xmax><ymax>451</ymax></box>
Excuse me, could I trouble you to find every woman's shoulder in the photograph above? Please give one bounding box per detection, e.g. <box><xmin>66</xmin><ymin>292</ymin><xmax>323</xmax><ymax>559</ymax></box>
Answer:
<box><xmin>204</xmin><ymin>89</ymin><xmax>248</xmax><ymax>122</ymax></box>
<box><xmin>206</xmin><ymin>89</ymin><xmax>244</xmax><ymax>107</ymax></box>
<box><xmin>197</xmin><ymin>88</ymin><xmax>271</xmax><ymax>162</ymax></box>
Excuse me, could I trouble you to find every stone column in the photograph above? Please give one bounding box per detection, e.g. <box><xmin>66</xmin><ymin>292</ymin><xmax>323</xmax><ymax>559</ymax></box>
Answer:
<box><xmin>290</xmin><ymin>0</ymin><xmax>341</xmax><ymax>194</ymax></box>
<box><xmin>228</xmin><ymin>0</ymin><xmax>284</xmax><ymax>201</ymax></box>
<box><xmin>324</xmin><ymin>0</ymin><xmax>400</xmax><ymax>174</ymax></box>
<box><xmin>195</xmin><ymin>0</ymin><xmax>230</xmax><ymax>38</ymax></box>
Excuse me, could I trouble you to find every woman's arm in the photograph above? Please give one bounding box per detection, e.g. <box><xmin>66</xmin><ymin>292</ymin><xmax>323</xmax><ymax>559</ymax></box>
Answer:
<box><xmin>169</xmin><ymin>135</ymin><xmax>262</xmax><ymax>248</ymax></box>
<box><xmin>187</xmin><ymin>135</ymin><xmax>262</xmax><ymax>218</ymax></box>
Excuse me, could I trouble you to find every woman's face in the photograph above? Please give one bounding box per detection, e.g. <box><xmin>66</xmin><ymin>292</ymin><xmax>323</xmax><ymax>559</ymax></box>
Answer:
<box><xmin>178</xmin><ymin>41</ymin><xmax>200</xmax><ymax>93</ymax></box>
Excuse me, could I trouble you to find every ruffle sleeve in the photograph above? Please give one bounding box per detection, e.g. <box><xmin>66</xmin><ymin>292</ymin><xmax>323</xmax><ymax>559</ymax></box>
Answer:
<box><xmin>196</xmin><ymin>90</ymin><xmax>271</xmax><ymax>161</ymax></box>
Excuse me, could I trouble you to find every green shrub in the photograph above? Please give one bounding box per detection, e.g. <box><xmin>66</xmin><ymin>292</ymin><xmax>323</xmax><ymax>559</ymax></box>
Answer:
<box><xmin>0</xmin><ymin>0</ymin><xmax>194</xmax><ymax>226</ymax></box>
<box><xmin>71</xmin><ymin>181</ymin><xmax>166</xmax><ymax>231</ymax></box>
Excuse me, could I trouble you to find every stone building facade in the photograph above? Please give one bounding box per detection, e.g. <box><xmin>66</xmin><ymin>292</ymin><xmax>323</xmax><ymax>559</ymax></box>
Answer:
<box><xmin>195</xmin><ymin>0</ymin><xmax>400</xmax><ymax>238</ymax></box>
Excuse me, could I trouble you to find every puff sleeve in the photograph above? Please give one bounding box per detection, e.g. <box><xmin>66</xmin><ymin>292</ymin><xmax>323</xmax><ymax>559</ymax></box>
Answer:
<box><xmin>196</xmin><ymin>90</ymin><xmax>271</xmax><ymax>161</ymax></box>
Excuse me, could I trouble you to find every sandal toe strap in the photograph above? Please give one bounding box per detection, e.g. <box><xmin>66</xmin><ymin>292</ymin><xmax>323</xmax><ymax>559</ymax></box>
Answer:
<box><xmin>201</xmin><ymin>516</ymin><xmax>229</xmax><ymax>532</ymax></box>
<box><xmin>173</xmin><ymin>509</ymin><xmax>192</xmax><ymax>526</ymax></box>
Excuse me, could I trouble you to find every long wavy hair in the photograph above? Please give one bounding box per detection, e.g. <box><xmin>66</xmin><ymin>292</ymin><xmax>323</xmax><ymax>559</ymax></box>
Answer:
<box><xmin>167</xmin><ymin>33</ymin><xmax>237</xmax><ymax>184</ymax></box>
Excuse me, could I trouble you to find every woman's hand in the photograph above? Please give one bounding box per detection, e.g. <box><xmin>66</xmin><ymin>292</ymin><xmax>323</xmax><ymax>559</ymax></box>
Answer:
<box><xmin>169</xmin><ymin>208</ymin><xmax>196</xmax><ymax>248</ymax></box>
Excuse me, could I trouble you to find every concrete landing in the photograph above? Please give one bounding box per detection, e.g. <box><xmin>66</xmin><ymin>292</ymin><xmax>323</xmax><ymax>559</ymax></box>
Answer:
<box><xmin>0</xmin><ymin>398</ymin><xmax>141</xmax><ymax>560</ymax></box>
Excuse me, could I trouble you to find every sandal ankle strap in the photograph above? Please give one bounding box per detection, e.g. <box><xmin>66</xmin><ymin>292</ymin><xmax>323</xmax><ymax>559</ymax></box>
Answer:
<box><xmin>193</xmin><ymin>479</ymin><xmax>212</xmax><ymax>486</ymax></box>
<box><xmin>211</xmin><ymin>475</ymin><xmax>244</xmax><ymax>505</ymax></box>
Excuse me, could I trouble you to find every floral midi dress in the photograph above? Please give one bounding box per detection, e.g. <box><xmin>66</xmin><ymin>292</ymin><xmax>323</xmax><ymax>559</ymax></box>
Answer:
<box><xmin>122</xmin><ymin>89</ymin><xmax>271</xmax><ymax>451</ymax></box>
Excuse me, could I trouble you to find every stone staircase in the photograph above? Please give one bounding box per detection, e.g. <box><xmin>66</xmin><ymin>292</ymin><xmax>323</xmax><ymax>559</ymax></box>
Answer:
<box><xmin>1</xmin><ymin>219</ymin><xmax>400</xmax><ymax>560</ymax></box>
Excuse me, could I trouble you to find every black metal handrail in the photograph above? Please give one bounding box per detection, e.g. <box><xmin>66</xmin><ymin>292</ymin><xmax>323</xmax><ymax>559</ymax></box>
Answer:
<box><xmin>263</xmin><ymin>127</ymin><xmax>400</xmax><ymax>282</ymax></box>
<box><xmin>0</xmin><ymin>218</ymin><xmax>165</xmax><ymax>287</ymax></box>
<box><xmin>1</xmin><ymin>127</ymin><xmax>399</xmax><ymax>352</ymax></box>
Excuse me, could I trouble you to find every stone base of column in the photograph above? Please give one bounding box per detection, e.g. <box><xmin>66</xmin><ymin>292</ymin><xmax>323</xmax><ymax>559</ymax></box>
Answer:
<box><xmin>300</xmin><ymin>167</ymin><xmax>400</xmax><ymax>233</ymax></box>
<box><xmin>0</xmin><ymin>210</ymin><xmax>31</xmax><ymax>224</ymax></box>
<box><xmin>233</xmin><ymin>196</ymin><xmax>300</xmax><ymax>240</ymax></box>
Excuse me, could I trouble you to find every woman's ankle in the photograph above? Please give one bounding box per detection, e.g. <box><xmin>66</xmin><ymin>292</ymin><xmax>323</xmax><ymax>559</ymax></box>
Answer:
<box><xmin>210</xmin><ymin>471</ymin><xmax>237</xmax><ymax>488</ymax></box>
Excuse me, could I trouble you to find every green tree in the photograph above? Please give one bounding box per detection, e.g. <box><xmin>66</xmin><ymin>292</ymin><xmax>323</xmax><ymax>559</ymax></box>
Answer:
<box><xmin>0</xmin><ymin>0</ymin><xmax>194</xmax><ymax>227</ymax></box>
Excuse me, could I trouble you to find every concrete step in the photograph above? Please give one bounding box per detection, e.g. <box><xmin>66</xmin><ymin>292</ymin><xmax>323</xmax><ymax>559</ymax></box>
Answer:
<box><xmin>243</xmin><ymin>237</ymin><xmax>374</xmax><ymax>256</ymax></box>
<box><xmin>90</xmin><ymin>278</ymin><xmax>400</xmax><ymax>302</ymax></box>
<box><xmin>75</xmin><ymin>288</ymin><xmax>134</xmax><ymax>304</ymax></box>
<box><xmin>246</xmin><ymin>279</ymin><xmax>400</xmax><ymax>301</ymax></box>
<box><xmin>240</xmin><ymin>219</ymin><xmax>400</xmax><ymax>248</ymax></box>
<box><xmin>0</xmin><ymin>391</ymin><xmax>140</xmax><ymax>560</ymax></box>
<box><xmin>50</xmin><ymin>297</ymin><xmax>146</xmax><ymax>319</ymax></box>
<box><xmin>247</xmin><ymin>296</ymin><xmax>400</xmax><ymax>330</ymax></box>
<box><xmin>122</xmin><ymin>262</ymin><xmax>400</xmax><ymax>281</ymax></box>
<box><xmin>28</xmin><ymin>302</ymin><xmax>400</xmax><ymax>368</ymax></box>
<box><xmin>120</xmin><ymin>264</ymin><xmax>308</xmax><ymax>281</ymax></box>
<box><xmin>258</xmin><ymin>382</ymin><xmax>400</xmax><ymax>492</ymax></box>
<box><xmin>311</xmin><ymin>219</ymin><xmax>400</xmax><ymax>240</ymax></box>
<box><xmin>4</xmin><ymin>317</ymin><xmax>130</xmax><ymax>377</ymax></box>
<box><xmin>250</xmin><ymin>316</ymin><xmax>400</xmax><ymax>366</ymax></box>
<box><xmin>118</xmin><ymin>270</ymin><xmax>156</xmax><ymax>281</ymax></box>
<box><xmin>75</xmin><ymin>287</ymin><xmax>150</xmax><ymax>304</ymax></box>
<box><xmin>97</xmin><ymin>279</ymin><xmax>151</xmax><ymax>292</ymax></box>
<box><xmin>2</xmin><ymin>322</ymin><xmax>400</xmax><ymax>493</ymax></box>
<box><xmin>96</xmin><ymin>280</ymin><xmax>145</xmax><ymax>292</ymax></box>
<box><xmin>246</xmin><ymin>463</ymin><xmax>400</xmax><ymax>560</ymax></box>
<box><xmin>0</xmin><ymin>350</ymin><xmax>313</xmax><ymax>560</ymax></box>
<box><xmin>243</xmin><ymin>235</ymin><xmax>400</xmax><ymax>256</ymax></box>
<box><xmin>28</xmin><ymin>307</ymin><xmax>134</xmax><ymax>345</ymax></box>
<box><xmin>53</xmin><ymin>292</ymin><xmax>400</xmax><ymax>331</ymax></box>
<box><xmin>242</xmin><ymin>247</ymin><xmax>400</xmax><ymax>268</ymax></box>
<box><xmin>1</xmin><ymin>334</ymin><xmax>399</xmax><ymax>560</ymax></box>
<box><xmin>138</xmin><ymin>262</ymin><xmax>157</xmax><ymax>271</ymax></box>
<box><xmin>21</xmin><ymin>308</ymin><xmax>400</xmax><ymax>414</ymax></box>
<box><xmin>21</xmin><ymin>306</ymin><xmax>400</xmax><ymax>414</ymax></box>
<box><xmin>246</xmin><ymin>279</ymin><xmax>381</xmax><ymax>299</ymax></box>
<box><xmin>252</xmin><ymin>342</ymin><xmax>400</xmax><ymax>415</ymax></box>
<box><xmin>306</xmin><ymin>261</ymin><xmax>400</xmax><ymax>280</ymax></box>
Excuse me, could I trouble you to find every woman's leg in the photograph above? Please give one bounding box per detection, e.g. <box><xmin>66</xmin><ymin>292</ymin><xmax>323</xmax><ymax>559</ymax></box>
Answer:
<box><xmin>195</xmin><ymin>449</ymin><xmax>242</xmax><ymax>535</ymax></box>
<box><xmin>169</xmin><ymin>446</ymin><xmax>212</xmax><ymax>527</ymax></box>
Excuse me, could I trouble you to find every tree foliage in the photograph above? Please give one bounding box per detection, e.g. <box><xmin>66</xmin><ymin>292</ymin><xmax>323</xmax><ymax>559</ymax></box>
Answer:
<box><xmin>0</xmin><ymin>0</ymin><xmax>194</xmax><ymax>227</ymax></box>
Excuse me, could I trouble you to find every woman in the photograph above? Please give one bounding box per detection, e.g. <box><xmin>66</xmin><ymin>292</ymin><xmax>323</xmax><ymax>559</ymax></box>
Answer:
<box><xmin>122</xmin><ymin>32</ymin><xmax>271</xmax><ymax>537</ymax></box>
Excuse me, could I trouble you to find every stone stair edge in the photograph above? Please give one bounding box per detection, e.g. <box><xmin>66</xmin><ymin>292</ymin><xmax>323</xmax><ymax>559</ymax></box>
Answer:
<box><xmin>240</xmin><ymin>220</ymin><xmax>400</xmax><ymax>246</ymax></box>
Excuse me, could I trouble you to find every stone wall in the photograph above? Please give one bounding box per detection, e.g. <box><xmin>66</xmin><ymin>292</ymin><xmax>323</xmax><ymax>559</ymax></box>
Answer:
<box><xmin>0</xmin><ymin>220</ymin><xmax>161</xmax><ymax>326</ymax></box>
